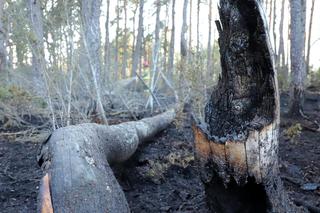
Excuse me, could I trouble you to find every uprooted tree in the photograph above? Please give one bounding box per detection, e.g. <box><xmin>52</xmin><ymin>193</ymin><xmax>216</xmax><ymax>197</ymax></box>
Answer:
<box><xmin>37</xmin><ymin>110</ymin><xmax>175</xmax><ymax>213</ymax></box>
<box><xmin>193</xmin><ymin>0</ymin><xmax>304</xmax><ymax>212</ymax></box>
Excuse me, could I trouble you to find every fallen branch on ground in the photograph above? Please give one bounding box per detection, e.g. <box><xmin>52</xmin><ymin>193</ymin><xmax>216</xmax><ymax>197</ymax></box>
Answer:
<box><xmin>37</xmin><ymin>110</ymin><xmax>175</xmax><ymax>212</ymax></box>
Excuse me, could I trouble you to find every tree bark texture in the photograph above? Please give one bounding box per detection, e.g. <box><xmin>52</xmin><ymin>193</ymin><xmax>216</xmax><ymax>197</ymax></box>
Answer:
<box><xmin>167</xmin><ymin>0</ymin><xmax>175</xmax><ymax>80</ymax></box>
<box><xmin>194</xmin><ymin>0</ymin><xmax>304</xmax><ymax>212</ymax></box>
<box><xmin>28</xmin><ymin>0</ymin><xmax>45</xmax><ymax>92</ymax></box>
<box><xmin>104</xmin><ymin>0</ymin><xmax>111</xmax><ymax>84</ymax></box>
<box><xmin>0</xmin><ymin>0</ymin><xmax>7</xmax><ymax>73</ymax></box>
<box><xmin>121</xmin><ymin>0</ymin><xmax>128</xmax><ymax>79</ymax></box>
<box><xmin>277</xmin><ymin>0</ymin><xmax>285</xmax><ymax>68</ymax></box>
<box><xmin>80</xmin><ymin>0</ymin><xmax>108</xmax><ymax>125</ymax></box>
<box><xmin>306</xmin><ymin>0</ymin><xmax>315</xmax><ymax>74</ymax></box>
<box><xmin>207</xmin><ymin>0</ymin><xmax>213</xmax><ymax>77</ymax></box>
<box><xmin>132</xmin><ymin>0</ymin><xmax>144</xmax><ymax>77</ymax></box>
<box><xmin>180</xmin><ymin>0</ymin><xmax>188</xmax><ymax>58</ymax></box>
<box><xmin>289</xmin><ymin>0</ymin><xmax>306</xmax><ymax>116</ymax></box>
<box><xmin>37</xmin><ymin>110</ymin><xmax>176</xmax><ymax>213</ymax></box>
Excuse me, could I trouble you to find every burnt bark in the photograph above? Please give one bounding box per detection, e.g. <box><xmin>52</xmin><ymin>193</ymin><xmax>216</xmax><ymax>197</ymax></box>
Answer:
<box><xmin>194</xmin><ymin>1</ymin><xmax>305</xmax><ymax>212</ymax></box>
<box><xmin>37</xmin><ymin>110</ymin><xmax>175</xmax><ymax>213</ymax></box>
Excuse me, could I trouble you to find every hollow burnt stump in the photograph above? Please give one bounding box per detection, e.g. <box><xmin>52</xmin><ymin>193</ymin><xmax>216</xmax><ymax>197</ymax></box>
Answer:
<box><xmin>193</xmin><ymin>0</ymin><xmax>305</xmax><ymax>212</ymax></box>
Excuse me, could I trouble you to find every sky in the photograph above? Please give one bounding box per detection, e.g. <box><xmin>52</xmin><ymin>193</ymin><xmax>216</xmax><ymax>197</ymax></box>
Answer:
<box><xmin>100</xmin><ymin>0</ymin><xmax>320</xmax><ymax>70</ymax></box>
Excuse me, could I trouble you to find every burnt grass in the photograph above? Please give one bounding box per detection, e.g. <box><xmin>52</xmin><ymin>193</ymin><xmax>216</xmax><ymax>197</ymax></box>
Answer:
<box><xmin>0</xmin><ymin>91</ymin><xmax>319</xmax><ymax>213</ymax></box>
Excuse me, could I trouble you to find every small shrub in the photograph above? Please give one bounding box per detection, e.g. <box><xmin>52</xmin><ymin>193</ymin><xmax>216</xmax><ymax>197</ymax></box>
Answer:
<box><xmin>284</xmin><ymin>123</ymin><xmax>302</xmax><ymax>143</ymax></box>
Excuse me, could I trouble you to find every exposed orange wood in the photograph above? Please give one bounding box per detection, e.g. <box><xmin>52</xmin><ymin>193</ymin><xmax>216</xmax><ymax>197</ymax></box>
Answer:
<box><xmin>225</xmin><ymin>141</ymin><xmax>247</xmax><ymax>182</ymax></box>
<box><xmin>39</xmin><ymin>173</ymin><xmax>53</xmax><ymax>213</ymax></box>
<box><xmin>193</xmin><ymin>124</ymin><xmax>211</xmax><ymax>159</ymax></box>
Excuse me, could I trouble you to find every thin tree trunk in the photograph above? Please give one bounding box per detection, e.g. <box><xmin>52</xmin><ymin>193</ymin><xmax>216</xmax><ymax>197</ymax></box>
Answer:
<box><xmin>132</xmin><ymin>0</ymin><xmax>144</xmax><ymax>77</ymax></box>
<box><xmin>131</xmin><ymin>3</ymin><xmax>138</xmax><ymax>76</ymax></box>
<box><xmin>121</xmin><ymin>0</ymin><xmax>128</xmax><ymax>79</ymax></box>
<box><xmin>277</xmin><ymin>0</ymin><xmax>285</xmax><ymax>68</ymax></box>
<box><xmin>268</xmin><ymin>0</ymin><xmax>273</xmax><ymax>28</ymax></box>
<box><xmin>104</xmin><ymin>0</ymin><xmax>111</xmax><ymax>84</ymax></box>
<box><xmin>272</xmin><ymin>0</ymin><xmax>277</xmax><ymax>60</ymax></box>
<box><xmin>289</xmin><ymin>0</ymin><xmax>306</xmax><ymax>116</ymax></box>
<box><xmin>168</xmin><ymin>0</ymin><xmax>175</xmax><ymax>81</ymax></box>
<box><xmin>163</xmin><ymin>2</ymin><xmax>169</xmax><ymax>73</ymax></box>
<box><xmin>81</xmin><ymin>0</ymin><xmax>108</xmax><ymax>125</ymax></box>
<box><xmin>28</xmin><ymin>0</ymin><xmax>56</xmax><ymax>129</ymax></box>
<box><xmin>189</xmin><ymin>0</ymin><xmax>192</xmax><ymax>52</ymax></box>
<box><xmin>148</xmin><ymin>0</ymin><xmax>161</xmax><ymax>112</ymax></box>
<box><xmin>207</xmin><ymin>0</ymin><xmax>212</xmax><ymax>78</ymax></box>
<box><xmin>180</xmin><ymin>0</ymin><xmax>188</xmax><ymax>59</ymax></box>
<box><xmin>196</xmin><ymin>0</ymin><xmax>200</xmax><ymax>55</ymax></box>
<box><xmin>115</xmin><ymin>0</ymin><xmax>120</xmax><ymax>79</ymax></box>
<box><xmin>194</xmin><ymin>0</ymin><xmax>304</xmax><ymax>212</ymax></box>
<box><xmin>306</xmin><ymin>0</ymin><xmax>315</xmax><ymax>74</ymax></box>
<box><xmin>65</xmin><ymin>2</ymin><xmax>75</xmax><ymax>126</ymax></box>
<box><xmin>0</xmin><ymin>0</ymin><xmax>7</xmax><ymax>74</ymax></box>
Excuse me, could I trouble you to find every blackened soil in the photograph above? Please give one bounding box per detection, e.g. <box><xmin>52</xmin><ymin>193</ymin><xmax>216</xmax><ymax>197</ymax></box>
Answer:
<box><xmin>0</xmin><ymin>91</ymin><xmax>319</xmax><ymax>213</ymax></box>
<box><xmin>0</xmin><ymin>141</ymin><xmax>42</xmax><ymax>212</ymax></box>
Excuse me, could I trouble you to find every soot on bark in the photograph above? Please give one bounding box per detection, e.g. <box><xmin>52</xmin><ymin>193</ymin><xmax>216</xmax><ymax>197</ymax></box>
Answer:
<box><xmin>204</xmin><ymin>0</ymin><xmax>275</xmax><ymax>140</ymax></box>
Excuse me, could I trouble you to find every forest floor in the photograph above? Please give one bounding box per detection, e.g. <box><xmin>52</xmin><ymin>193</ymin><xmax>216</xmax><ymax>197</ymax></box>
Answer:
<box><xmin>0</xmin><ymin>90</ymin><xmax>319</xmax><ymax>213</ymax></box>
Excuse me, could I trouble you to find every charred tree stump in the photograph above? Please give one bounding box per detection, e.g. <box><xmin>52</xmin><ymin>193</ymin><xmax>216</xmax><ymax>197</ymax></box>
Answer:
<box><xmin>193</xmin><ymin>1</ymin><xmax>304</xmax><ymax>212</ymax></box>
<box><xmin>37</xmin><ymin>110</ymin><xmax>175</xmax><ymax>213</ymax></box>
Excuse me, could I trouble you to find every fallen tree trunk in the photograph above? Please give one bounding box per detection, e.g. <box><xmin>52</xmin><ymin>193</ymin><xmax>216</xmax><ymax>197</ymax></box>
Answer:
<box><xmin>193</xmin><ymin>0</ymin><xmax>304</xmax><ymax>212</ymax></box>
<box><xmin>37</xmin><ymin>110</ymin><xmax>175</xmax><ymax>213</ymax></box>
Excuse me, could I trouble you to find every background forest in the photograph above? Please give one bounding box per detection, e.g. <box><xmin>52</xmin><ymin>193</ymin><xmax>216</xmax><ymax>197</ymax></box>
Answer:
<box><xmin>0</xmin><ymin>0</ymin><xmax>318</xmax><ymax>129</ymax></box>
<box><xmin>0</xmin><ymin>0</ymin><xmax>320</xmax><ymax>212</ymax></box>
